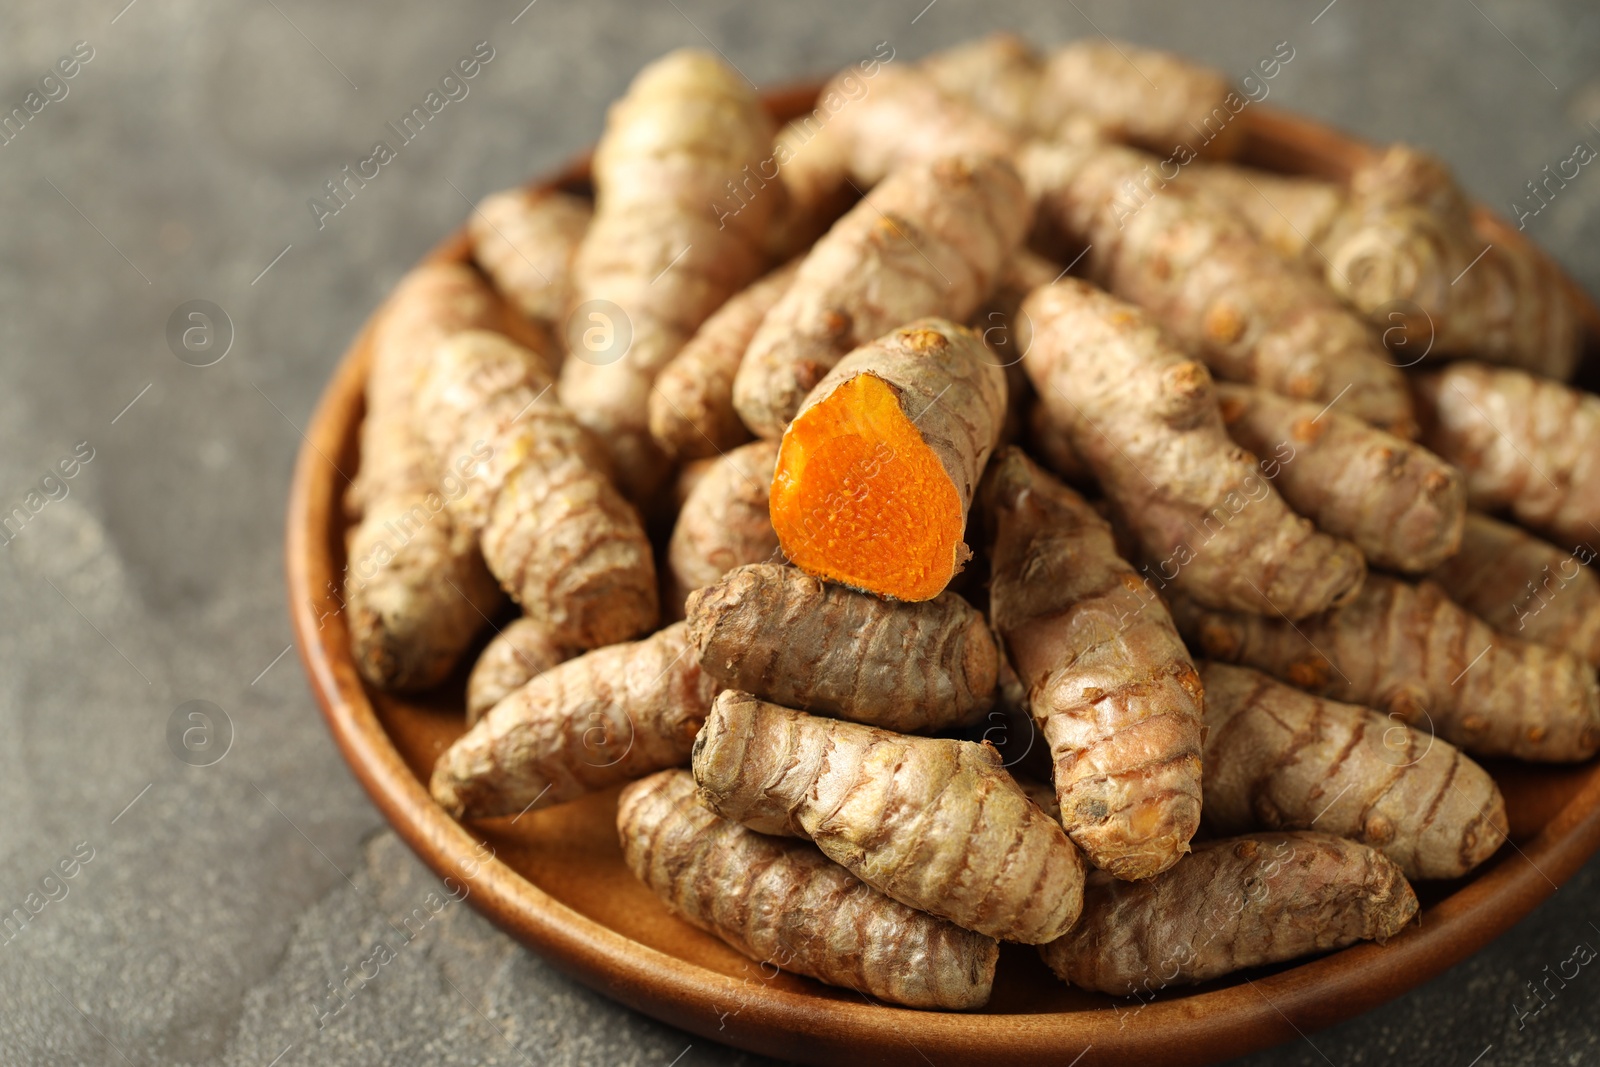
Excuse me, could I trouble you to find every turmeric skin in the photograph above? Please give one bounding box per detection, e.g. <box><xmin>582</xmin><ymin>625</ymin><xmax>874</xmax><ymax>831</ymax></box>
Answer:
<box><xmin>418</xmin><ymin>330</ymin><xmax>658</xmax><ymax>650</ymax></box>
<box><xmin>921</xmin><ymin>32</ymin><xmax>1042</xmax><ymax>136</ymax></box>
<box><xmin>432</xmin><ymin>622</ymin><xmax>717</xmax><ymax>818</ymax></box>
<box><xmin>762</xmin><ymin>116</ymin><xmax>856</xmax><ymax>262</ymax></box>
<box><xmin>561</xmin><ymin>49</ymin><xmax>778</xmax><ymax>499</ymax></box>
<box><xmin>984</xmin><ymin>449</ymin><xmax>1204</xmax><ymax>881</ymax></box>
<box><xmin>346</xmin><ymin>263</ymin><xmax>511</xmax><ymax>692</ymax></box>
<box><xmin>1215</xmin><ymin>383</ymin><xmax>1464</xmax><ymax>572</ymax></box>
<box><xmin>1415</xmin><ymin>362</ymin><xmax>1600</xmax><ymax>548</ymax></box>
<box><xmin>1019</xmin><ymin>279</ymin><xmax>1366</xmax><ymax>620</ymax></box>
<box><xmin>465</xmin><ymin>617</ymin><xmax>574</xmax><ymax>725</ymax></box>
<box><xmin>663</xmin><ymin>440</ymin><xmax>781</xmax><ymax>618</ymax></box>
<box><xmin>1173</xmin><ymin>574</ymin><xmax>1600</xmax><ymax>763</ymax></box>
<box><xmin>1024</xmin><ymin>397</ymin><xmax>1093</xmax><ymax>487</ymax></box>
<box><xmin>1031</xmin><ymin>39</ymin><xmax>1250</xmax><ymax>159</ymax></box>
<box><xmin>1200</xmin><ymin>662</ymin><xmax>1507</xmax><ymax>880</ymax></box>
<box><xmin>1186</xmin><ymin>146</ymin><xmax>1582</xmax><ymax>379</ymax></box>
<box><xmin>692</xmin><ymin>691</ymin><xmax>1086</xmax><ymax>943</ymax></box>
<box><xmin>1424</xmin><ymin>512</ymin><xmax>1600</xmax><ymax>667</ymax></box>
<box><xmin>733</xmin><ymin>154</ymin><xmax>1026</xmax><ymax>441</ymax></box>
<box><xmin>1039</xmin><ymin>832</ymin><xmax>1417</xmax><ymax>995</ymax></box>
<box><xmin>649</xmin><ymin>262</ymin><xmax>799</xmax><ymax>461</ymax></box>
<box><xmin>816</xmin><ymin>64</ymin><xmax>1018</xmax><ymax>187</ymax></box>
<box><xmin>619</xmin><ymin>770</ymin><xmax>1000</xmax><ymax>1009</ymax></box>
<box><xmin>974</xmin><ymin>248</ymin><xmax>1061</xmax><ymax>449</ymax></box>
<box><xmin>1022</xmin><ymin>140</ymin><xmax>1416</xmax><ymax>436</ymax></box>
<box><xmin>1181</xmin><ymin>161</ymin><xmax>1347</xmax><ymax>268</ymax></box>
<box><xmin>688</xmin><ymin>562</ymin><xmax>997</xmax><ymax>733</ymax></box>
<box><xmin>469</xmin><ymin>187</ymin><xmax>591</xmax><ymax>327</ymax></box>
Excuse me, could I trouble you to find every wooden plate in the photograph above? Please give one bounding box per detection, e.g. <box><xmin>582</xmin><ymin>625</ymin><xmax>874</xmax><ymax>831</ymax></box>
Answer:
<box><xmin>287</xmin><ymin>84</ymin><xmax>1600</xmax><ymax>1066</ymax></box>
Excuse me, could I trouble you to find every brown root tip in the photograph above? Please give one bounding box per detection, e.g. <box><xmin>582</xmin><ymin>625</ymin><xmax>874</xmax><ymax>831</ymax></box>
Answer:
<box><xmin>1459</xmin><ymin>788</ymin><xmax>1509</xmax><ymax>872</ymax></box>
<box><xmin>1290</xmin><ymin>416</ymin><xmax>1328</xmax><ymax>445</ymax></box>
<box><xmin>1202</xmin><ymin>302</ymin><xmax>1246</xmax><ymax>346</ymax></box>
<box><xmin>1197</xmin><ymin>618</ymin><xmax>1243</xmax><ymax>659</ymax></box>
<box><xmin>1287</xmin><ymin>660</ymin><xmax>1332</xmax><ymax>690</ymax></box>
<box><xmin>899</xmin><ymin>325</ymin><xmax>950</xmax><ymax>354</ymax></box>
<box><xmin>428</xmin><ymin>765</ymin><xmax>466</xmax><ymax>819</ymax></box>
<box><xmin>1161</xmin><ymin>361</ymin><xmax>1213</xmax><ymax>422</ymax></box>
<box><xmin>962</xmin><ymin>616</ymin><xmax>1001</xmax><ymax>704</ymax></box>
<box><xmin>351</xmin><ymin>612</ymin><xmax>447</xmax><ymax>694</ymax></box>
<box><xmin>1376</xmin><ymin>871</ymin><xmax>1420</xmax><ymax>942</ymax></box>
<box><xmin>1423</xmin><ymin>468</ymin><xmax>1457</xmax><ymax>494</ymax></box>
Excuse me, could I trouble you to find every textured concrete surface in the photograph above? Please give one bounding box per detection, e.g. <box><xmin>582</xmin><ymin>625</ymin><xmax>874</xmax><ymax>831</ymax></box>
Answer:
<box><xmin>0</xmin><ymin>2</ymin><xmax>1597</xmax><ymax>1065</ymax></box>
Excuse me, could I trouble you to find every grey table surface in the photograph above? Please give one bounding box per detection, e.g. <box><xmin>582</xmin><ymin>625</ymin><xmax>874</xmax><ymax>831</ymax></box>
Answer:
<box><xmin>2</xmin><ymin>1</ymin><xmax>1598</xmax><ymax>1064</ymax></box>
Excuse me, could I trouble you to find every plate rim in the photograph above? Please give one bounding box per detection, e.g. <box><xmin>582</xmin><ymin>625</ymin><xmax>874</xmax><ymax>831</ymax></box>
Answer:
<box><xmin>285</xmin><ymin>88</ymin><xmax>1600</xmax><ymax>1067</ymax></box>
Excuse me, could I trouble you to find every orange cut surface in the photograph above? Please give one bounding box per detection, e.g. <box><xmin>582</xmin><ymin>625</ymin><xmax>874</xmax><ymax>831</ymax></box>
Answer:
<box><xmin>771</xmin><ymin>373</ymin><xmax>963</xmax><ymax>601</ymax></box>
